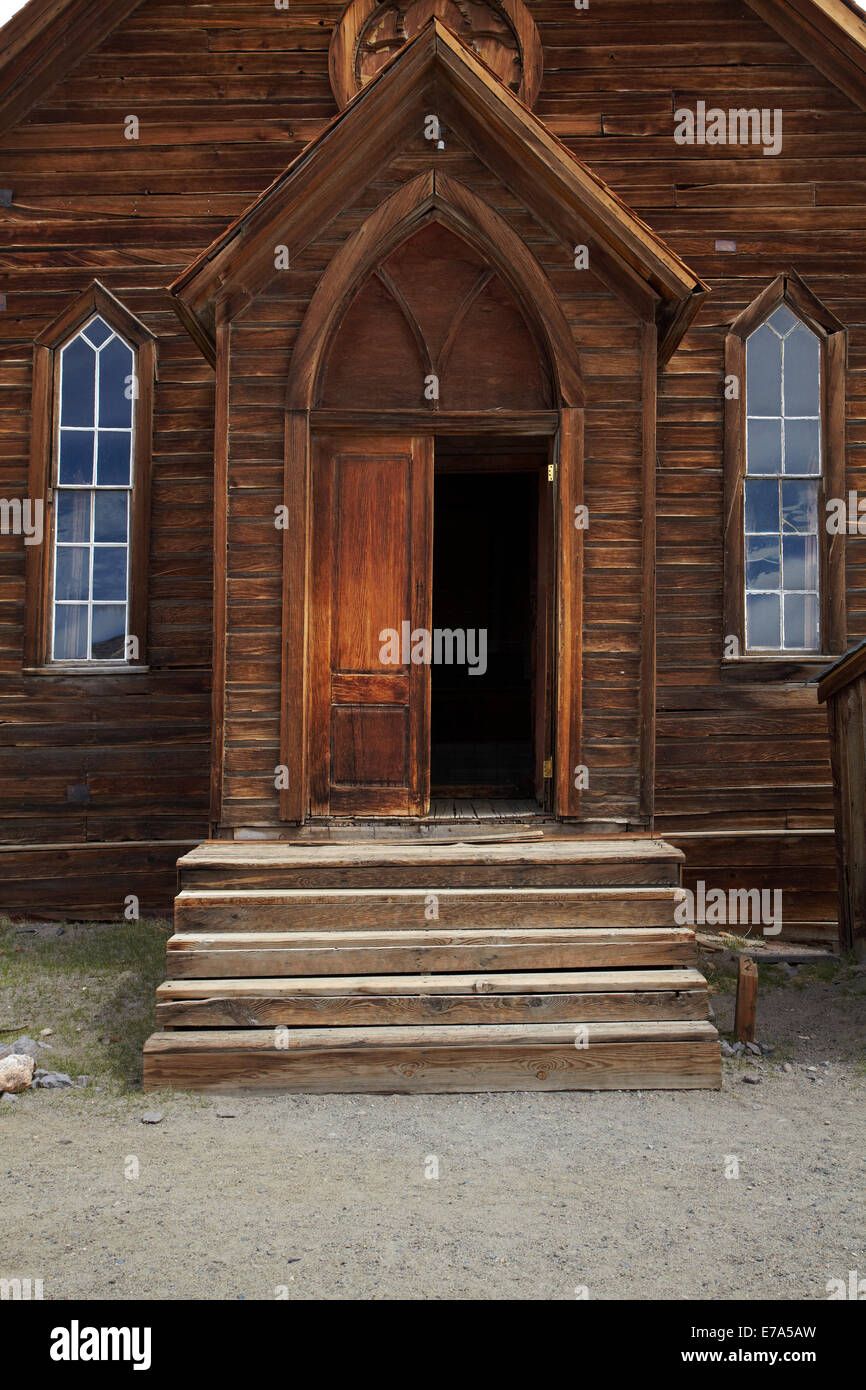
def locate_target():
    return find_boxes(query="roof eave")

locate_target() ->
[0,0,147,137]
[744,0,866,110]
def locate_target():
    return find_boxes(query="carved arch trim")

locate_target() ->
[286,171,584,410]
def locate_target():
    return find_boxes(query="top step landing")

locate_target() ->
[178,837,684,890]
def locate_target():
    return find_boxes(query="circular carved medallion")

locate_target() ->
[329,0,542,110]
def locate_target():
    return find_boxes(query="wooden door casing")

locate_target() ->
[310,433,433,816]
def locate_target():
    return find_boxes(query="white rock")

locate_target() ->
[0,1053,35,1094]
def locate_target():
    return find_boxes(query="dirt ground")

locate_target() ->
[1,919,864,1301]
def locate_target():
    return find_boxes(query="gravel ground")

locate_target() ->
[1,959,863,1302]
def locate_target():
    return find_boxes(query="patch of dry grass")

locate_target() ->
[0,915,169,1090]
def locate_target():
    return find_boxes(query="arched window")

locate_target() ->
[724,274,846,662]
[24,283,155,670]
[744,304,821,651]
[53,315,135,661]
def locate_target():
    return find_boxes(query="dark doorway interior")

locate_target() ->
[431,465,539,798]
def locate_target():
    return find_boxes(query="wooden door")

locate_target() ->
[310,433,433,816]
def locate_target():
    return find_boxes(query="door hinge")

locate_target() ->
[542,758,553,779]
[547,463,556,483]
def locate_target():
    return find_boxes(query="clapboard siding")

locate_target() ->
[0,0,863,911]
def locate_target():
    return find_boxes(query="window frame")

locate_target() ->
[24,282,155,672]
[723,271,846,666]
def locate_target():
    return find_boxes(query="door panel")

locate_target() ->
[310,434,433,816]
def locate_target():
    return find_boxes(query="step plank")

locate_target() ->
[164,927,698,977]
[175,886,682,932]
[179,838,683,869]
[143,1024,721,1093]
[178,837,683,891]
[155,987,708,1027]
[147,1020,718,1049]
[155,968,709,1028]
[182,864,682,890]
[157,967,708,998]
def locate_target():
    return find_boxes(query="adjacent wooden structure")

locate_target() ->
[817,639,866,957]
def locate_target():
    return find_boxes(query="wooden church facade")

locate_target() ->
[2,0,866,1088]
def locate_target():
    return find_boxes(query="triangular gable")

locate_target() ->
[170,18,707,367]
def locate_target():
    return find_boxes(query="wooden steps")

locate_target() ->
[143,836,721,1093]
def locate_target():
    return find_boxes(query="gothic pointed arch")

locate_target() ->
[723,271,847,660]
[285,172,583,411]
[24,281,156,670]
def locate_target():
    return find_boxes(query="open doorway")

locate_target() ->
[431,447,551,803]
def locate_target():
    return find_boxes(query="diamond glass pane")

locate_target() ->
[746,323,782,416]
[59,337,95,427]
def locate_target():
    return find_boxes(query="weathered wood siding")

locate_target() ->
[0,0,864,917]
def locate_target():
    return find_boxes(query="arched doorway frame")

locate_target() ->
[280,171,584,822]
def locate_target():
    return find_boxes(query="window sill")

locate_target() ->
[23,664,150,676]
[721,655,842,682]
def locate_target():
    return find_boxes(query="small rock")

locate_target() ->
[141,1111,164,1124]
[216,1110,236,1119]
[1,1090,19,1104]
[720,1040,736,1057]
[35,1072,73,1089]
[40,1028,53,1037]
[76,1075,90,1087]
[732,1041,745,1055]
[783,1062,794,1074]
[759,1043,774,1055]
[0,1053,35,1094]
[742,1072,762,1085]
[806,1065,818,1072]
[745,1042,762,1056]
[9,1035,40,1060]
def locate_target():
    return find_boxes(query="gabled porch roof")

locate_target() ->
[169,18,708,368]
